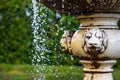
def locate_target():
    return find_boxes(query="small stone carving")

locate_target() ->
[82,28,108,55]
[60,30,75,53]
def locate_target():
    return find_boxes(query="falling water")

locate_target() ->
[32,0,50,65]
[31,0,48,79]
[31,0,81,79]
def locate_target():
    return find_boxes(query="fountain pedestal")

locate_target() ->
[39,0,120,79]
[80,60,116,80]
[60,13,120,80]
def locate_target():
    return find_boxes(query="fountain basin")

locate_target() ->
[59,14,120,59]
[40,0,120,15]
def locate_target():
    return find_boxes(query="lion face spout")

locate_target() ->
[82,28,108,55]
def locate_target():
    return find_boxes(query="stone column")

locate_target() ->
[80,60,116,80]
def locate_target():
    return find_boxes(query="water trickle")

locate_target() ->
[32,0,50,65]
[31,0,48,79]
[31,0,80,79]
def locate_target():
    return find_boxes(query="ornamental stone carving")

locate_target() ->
[82,28,108,56]
[60,30,75,53]
[59,13,120,80]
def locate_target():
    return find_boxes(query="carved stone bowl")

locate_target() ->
[60,14,120,59]
[40,0,120,15]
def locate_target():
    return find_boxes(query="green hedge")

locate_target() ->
[0,0,80,65]
[0,0,32,64]
[30,3,80,65]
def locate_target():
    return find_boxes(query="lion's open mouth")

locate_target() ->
[88,46,102,53]
[89,46,101,50]
[89,46,96,49]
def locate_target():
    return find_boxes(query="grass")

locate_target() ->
[0,64,84,80]
[0,64,120,80]
[113,69,120,80]
[0,64,34,80]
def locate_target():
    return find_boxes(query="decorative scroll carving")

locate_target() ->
[82,28,108,55]
[60,30,75,53]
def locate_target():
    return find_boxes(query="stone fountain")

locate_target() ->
[40,0,120,80]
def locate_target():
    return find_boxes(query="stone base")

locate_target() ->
[84,73,113,80]
[80,60,116,80]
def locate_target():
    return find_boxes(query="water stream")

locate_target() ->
[31,0,80,79]
[32,0,50,65]
[32,0,48,79]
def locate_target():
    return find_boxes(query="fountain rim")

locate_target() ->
[77,13,120,19]
[39,0,120,15]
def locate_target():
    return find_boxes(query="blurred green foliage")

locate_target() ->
[0,0,32,64]
[30,2,80,65]
[0,0,80,65]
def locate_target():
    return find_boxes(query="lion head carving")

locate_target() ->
[82,28,108,55]
[60,30,75,53]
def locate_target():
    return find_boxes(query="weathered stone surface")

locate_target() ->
[40,0,120,15]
